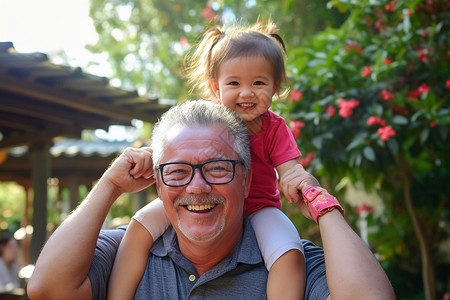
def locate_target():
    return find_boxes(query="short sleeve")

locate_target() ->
[302,240,330,300]
[88,226,126,300]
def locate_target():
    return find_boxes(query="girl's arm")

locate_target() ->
[276,158,320,204]
[108,198,169,300]
[107,220,153,300]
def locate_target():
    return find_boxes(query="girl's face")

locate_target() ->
[210,55,278,126]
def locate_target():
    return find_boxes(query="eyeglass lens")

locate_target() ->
[161,160,236,186]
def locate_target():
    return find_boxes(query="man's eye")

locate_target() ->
[165,167,189,176]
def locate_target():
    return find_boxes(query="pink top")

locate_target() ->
[245,110,301,215]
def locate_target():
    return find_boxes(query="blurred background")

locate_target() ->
[0,0,449,299]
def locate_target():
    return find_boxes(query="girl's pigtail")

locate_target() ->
[264,19,287,54]
[270,33,287,54]
[185,26,224,100]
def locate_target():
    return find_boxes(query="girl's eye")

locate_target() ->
[254,81,265,86]
[228,81,239,86]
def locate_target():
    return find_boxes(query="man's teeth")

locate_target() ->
[187,204,215,211]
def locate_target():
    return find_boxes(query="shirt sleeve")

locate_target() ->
[302,240,330,300]
[88,226,126,300]
[265,112,301,167]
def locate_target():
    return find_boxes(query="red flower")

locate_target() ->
[446,79,450,89]
[392,105,409,116]
[407,10,413,16]
[374,19,386,32]
[380,89,395,101]
[180,36,189,48]
[338,98,360,118]
[355,204,374,216]
[367,116,386,127]
[344,43,363,54]
[377,125,396,141]
[288,89,303,102]
[325,106,336,117]
[289,120,305,139]
[385,3,395,12]
[430,121,437,128]
[417,49,428,62]
[384,58,393,65]
[298,152,315,167]
[361,66,371,77]
[201,5,217,20]
[417,83,430,94]
[407,89,421,99]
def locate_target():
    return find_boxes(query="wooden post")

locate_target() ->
[29,142,52,264]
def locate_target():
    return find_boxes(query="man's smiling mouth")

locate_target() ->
[186,204,216,212]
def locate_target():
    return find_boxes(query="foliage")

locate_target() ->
[0,182,25,233]
[271,0,449,298]
[88,0,345,101]
[82,0,450,298]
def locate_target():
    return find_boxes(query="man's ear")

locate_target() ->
[209,79,220,98]
[243,168,252,199]
[154,173,162,195]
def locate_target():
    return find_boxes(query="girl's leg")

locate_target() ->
[249,207,305,300]
[107,199,170,300]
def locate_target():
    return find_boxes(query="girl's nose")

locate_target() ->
[240,87,254,98]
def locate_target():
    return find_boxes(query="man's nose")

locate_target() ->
[185,169,212,194]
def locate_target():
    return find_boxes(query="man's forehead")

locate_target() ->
[164,124,237,158]
[166,124,233,143]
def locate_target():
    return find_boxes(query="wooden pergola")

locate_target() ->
[0,42,171,263]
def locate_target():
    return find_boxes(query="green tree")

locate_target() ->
[88,0,344,101]
[272,0,449,299]
[86,0,450,298]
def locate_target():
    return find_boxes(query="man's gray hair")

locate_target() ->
[151,100,251,171]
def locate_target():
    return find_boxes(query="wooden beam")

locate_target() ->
[0,74,147,121]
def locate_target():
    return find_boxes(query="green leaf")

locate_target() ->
[392,115,409,125]
[312,136,323,149]
[387,138,399,155]
[411,110,425,122]
[420,128,430,144]
[363,146,376,161]
[346,132,368,151]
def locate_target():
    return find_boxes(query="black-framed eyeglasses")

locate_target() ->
[156,159,244,187]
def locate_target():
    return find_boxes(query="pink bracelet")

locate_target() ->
[303,186,344,223]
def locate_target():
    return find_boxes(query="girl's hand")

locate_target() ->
[277,159,320,204]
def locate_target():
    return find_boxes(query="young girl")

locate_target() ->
[108,21,327,300]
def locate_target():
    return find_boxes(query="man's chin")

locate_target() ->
[177,217,225,242]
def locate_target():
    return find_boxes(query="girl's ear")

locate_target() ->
[209,79,220,98]
[273,82,281,95]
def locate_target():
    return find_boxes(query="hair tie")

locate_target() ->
[270,33,286,53]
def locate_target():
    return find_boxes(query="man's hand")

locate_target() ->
[103,147,156,195]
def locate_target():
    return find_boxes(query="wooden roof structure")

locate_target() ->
[0,41,169,150]
[0,42,171,263]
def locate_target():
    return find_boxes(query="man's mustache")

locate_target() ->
[174,195,226,208]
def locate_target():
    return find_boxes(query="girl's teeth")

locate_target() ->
[239,103,254,107]
[187,204,215,211]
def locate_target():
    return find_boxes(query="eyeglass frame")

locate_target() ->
[155,159,245,187]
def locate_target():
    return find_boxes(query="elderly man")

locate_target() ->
[28,100,394,300]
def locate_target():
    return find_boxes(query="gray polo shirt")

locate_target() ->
[88,218,329,299]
